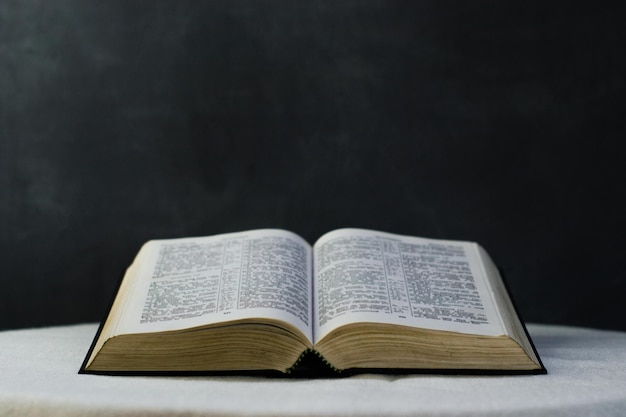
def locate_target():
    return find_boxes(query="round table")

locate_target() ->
[1,323,625,416]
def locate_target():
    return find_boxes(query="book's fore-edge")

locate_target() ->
[79,267,547,376]
[497,267,547,374]
[79,271,124,375]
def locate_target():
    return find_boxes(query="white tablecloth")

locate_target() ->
[1,323,625,416]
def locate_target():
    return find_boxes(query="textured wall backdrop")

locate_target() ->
[1,1,625,330]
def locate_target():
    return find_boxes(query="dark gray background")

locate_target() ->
[1,1,624,331]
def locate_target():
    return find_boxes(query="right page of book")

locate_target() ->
[312,229,505,344]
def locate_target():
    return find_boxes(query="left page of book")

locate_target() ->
[106,229,313,343]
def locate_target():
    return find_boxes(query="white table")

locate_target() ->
[1,323,625,416]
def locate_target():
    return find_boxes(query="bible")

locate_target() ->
[80,228,545,375]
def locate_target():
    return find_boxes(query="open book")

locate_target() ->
[80,228,545,375]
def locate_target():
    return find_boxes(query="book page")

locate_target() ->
[113,229,313,343]
[312,229,504,344]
